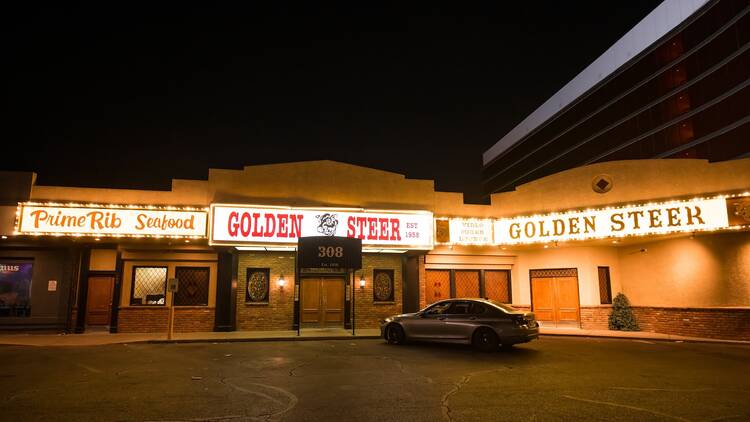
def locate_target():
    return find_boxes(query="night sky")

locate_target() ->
[4,2,661,203]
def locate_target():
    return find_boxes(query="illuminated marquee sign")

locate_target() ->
[494,197,730,245]
[435,218,493,245]
[16,203,208,238]
[210,204,433,249]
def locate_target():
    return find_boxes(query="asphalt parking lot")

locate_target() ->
[1,336,748,421]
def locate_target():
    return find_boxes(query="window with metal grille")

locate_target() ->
[425,270,450,304]
[454,270,480,298]
[598,266,613,304]
[130,266,167,306]
[484,270,511,303]
[174,267,210,306]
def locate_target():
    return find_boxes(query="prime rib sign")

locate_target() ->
[210,204,434,249]
[16,204,208,238]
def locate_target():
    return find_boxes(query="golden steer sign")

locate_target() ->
[437,197,740,245]
[15,204,208,238]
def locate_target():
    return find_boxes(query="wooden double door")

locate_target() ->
[530,269,580,327]
[301,277,345,327]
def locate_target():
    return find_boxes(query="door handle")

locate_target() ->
[438,316,446,321]
[469,317,477,321]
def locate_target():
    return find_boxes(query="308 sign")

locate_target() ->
[299,236,362,270]
[318,246,344,258]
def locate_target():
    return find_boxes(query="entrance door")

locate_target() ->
[301,278,345,327]
[86,276,114,326]
[530,269,580,327]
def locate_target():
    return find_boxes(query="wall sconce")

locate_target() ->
[359,273,366,289]
[278,274,286,288]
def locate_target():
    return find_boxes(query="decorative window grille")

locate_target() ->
[425,270,450,304]
[454,270,480,298]
[131,266,167,306]
[246,268,270,303]
[174,267,210,306]
[484,270,511,303]
[373,269,395,302]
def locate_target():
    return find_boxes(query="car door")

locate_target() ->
[443,301,476,340]
[404,301,452,339]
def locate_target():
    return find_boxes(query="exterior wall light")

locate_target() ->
[278,274,286,288]
[359,274,366,289]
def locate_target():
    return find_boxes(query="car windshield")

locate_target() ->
[484,299,518,313]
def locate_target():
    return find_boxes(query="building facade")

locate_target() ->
[482,0,750,194]
[0,159,748,340]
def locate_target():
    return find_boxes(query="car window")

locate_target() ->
[469,302,486,314]
[423,302,452,316]
[447,301,472,315]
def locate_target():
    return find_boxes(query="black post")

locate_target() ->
[351,270,355,336]
[214,249,238,331]
[295,247,300,336]
[74,247,91,334]
[109,250,124,333]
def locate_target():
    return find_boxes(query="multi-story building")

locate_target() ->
[483,0,750,195]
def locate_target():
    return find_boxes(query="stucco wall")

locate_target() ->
[618,231,750,307]
[512,246,621,307]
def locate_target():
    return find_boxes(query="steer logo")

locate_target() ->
[316,213,338,236]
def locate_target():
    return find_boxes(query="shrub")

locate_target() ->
[608,293,639,331]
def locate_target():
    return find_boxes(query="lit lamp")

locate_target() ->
[278,274,286,288]
[359,273,366,289]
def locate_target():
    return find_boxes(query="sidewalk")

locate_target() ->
[0,328,382,347]
[0,326,747,347]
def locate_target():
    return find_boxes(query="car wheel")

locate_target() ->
[385,323,406,345]
[472,328,499,352]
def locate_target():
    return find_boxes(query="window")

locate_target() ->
[447,301,472,315]
[0,260,33,317]
[246,268,270,304]
[423,301,451,316]
[174,267,210,306]
[484,270,511,303]
[130,266,167,306]
[598,266,613,304]
[469,302,487,315]
[373,269,395,302]
[455,270,480,297]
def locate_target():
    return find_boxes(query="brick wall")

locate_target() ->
[579,306,750,341]
[235,252,404,331]
[173,307,215,333]
[580,306,611,330]
[236,252,296,331]
[117,307,169,333]
[117,307,215,333]
[631,307,750,341]
[354,253,403,329]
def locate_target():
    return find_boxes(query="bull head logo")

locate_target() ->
[315,213,338,236]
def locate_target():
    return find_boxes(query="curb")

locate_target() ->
[538,332,750,345]
[143,335,383,345]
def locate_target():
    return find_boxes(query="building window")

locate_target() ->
[0,260,33,317]
[130,266,168,306]
[455,270,480,297]
[425,270,450,304]
[246,268,270,304]
[598,266,613,304]
[484,270,511,303]
[174,267,210,306]
[373,269,395,302]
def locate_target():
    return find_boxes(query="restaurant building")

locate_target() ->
[0,158,748,340]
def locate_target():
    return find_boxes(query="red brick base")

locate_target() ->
[117,307,215,333]
[579,306,750,341]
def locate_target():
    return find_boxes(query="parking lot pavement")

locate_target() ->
[0,336,748,421]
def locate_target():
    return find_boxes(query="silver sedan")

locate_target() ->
[380,298,539,352]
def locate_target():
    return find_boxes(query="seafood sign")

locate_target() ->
[16,204,208,237]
